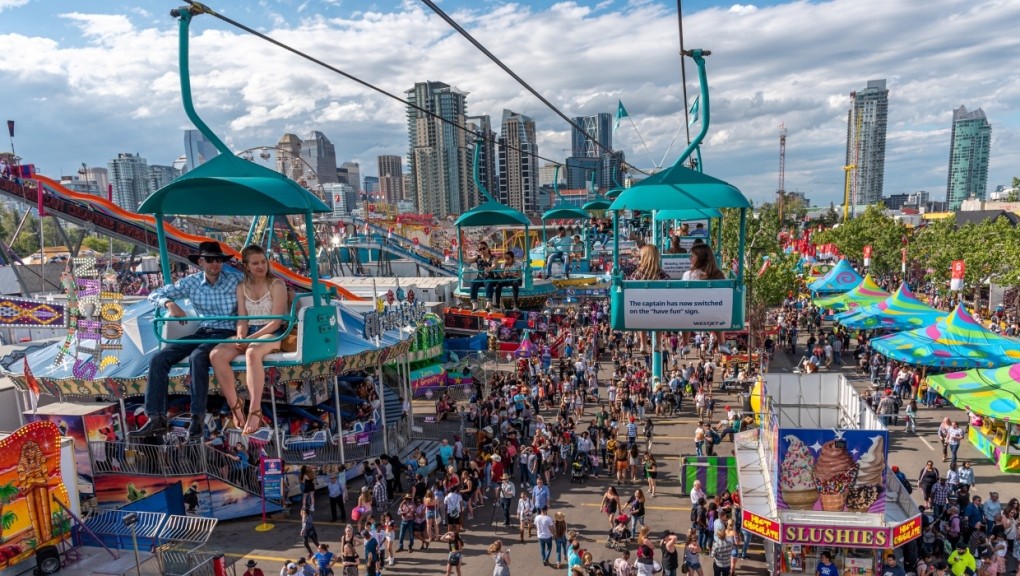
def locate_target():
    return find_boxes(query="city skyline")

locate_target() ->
[946,105,992,211]
[1,0,1018,207]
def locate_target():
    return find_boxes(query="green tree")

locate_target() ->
[0,481,19,543]
[811,204,908,275]
[1008,177,1019,202]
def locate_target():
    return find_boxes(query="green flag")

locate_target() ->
[688,96,700,127]
[613,100,629,132]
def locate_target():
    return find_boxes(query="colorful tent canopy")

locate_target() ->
[834,283,946,331]
[812,274,889,311]
[870,304,1020,368]
[927,364,1020,421]
[807,258,862,295]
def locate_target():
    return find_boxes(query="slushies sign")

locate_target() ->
[619,287,739,330]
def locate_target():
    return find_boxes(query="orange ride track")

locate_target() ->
[2,174,364,301]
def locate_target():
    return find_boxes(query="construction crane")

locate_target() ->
[777,123,787,221]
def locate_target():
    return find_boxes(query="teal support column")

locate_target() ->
[651,209,662,381]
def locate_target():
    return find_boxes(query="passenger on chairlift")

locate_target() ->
[130,241,242,441]
[544,227,573,279]
[467,242,495,311]
[683,244,725,281]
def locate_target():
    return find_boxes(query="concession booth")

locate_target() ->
[738,373,922,576]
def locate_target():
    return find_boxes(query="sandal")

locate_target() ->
[228,399,246,430]
[242,409,263,435]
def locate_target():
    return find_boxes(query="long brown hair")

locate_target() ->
[690,244,724,279]
[240,244,269,284]
[634,244,664,280]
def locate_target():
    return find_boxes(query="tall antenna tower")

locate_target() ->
[777,123,787,221]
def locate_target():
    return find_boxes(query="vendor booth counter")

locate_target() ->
[737,373,922,576]
[969,425,1020,473]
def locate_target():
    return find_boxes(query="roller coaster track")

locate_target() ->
[0,175,365,300]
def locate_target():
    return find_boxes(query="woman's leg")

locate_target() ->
[243,338,278,433]
[210,344,244,427]
[469,280,484,307]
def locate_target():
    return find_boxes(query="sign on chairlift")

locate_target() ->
[620,287,735,330]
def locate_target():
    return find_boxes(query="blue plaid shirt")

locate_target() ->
[148,268,242,330]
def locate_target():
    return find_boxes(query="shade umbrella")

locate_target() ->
[870,304,1020,368]
[834,283,945,331]
[807,258,862,295]
[927,364,1020,419]
[813,274,889,311]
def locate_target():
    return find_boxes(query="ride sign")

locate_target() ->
[621,287,734,330]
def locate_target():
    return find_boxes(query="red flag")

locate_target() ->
[901,248,907,274]
[23,357,40,414]
[950,260,965,291]
[756,258,771,278]
[863,245,872,267]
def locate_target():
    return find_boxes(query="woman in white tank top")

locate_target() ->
[210,244,289,434]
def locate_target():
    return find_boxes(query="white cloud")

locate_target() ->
[0,0,29,13]
[0,0,1017,207]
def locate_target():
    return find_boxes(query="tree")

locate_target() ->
[1008,177,1019,202]
[0,481,19,543]
[811,204,908,275]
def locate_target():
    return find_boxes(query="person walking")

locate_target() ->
[243,560,266,576]
[534,507,554,566]
[300,508,320,558]
[498,473,516,527]
[553,511,569,569]
[396,494,416,553]
[644,453,658,497]
[683,529,705,576]
[947,421,964,468]
[601,486,621,527]
[489,540,511,576]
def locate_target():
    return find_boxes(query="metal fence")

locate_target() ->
[90,441,206,477]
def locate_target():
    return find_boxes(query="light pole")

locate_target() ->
[121,512,142,576]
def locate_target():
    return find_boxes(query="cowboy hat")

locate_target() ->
[246,560,257,568]
[187,241,231,265]
[554,511,566,521]
[491,455,502,462]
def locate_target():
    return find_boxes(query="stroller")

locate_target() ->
[570,451,592,483]
[605,514,631,551]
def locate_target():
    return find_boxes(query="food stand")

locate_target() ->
[736,373,922,576]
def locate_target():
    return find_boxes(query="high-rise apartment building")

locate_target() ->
[108,153,150,211]
[845,79,890,208]
[149,165,181,192]
[377,155,405,204]
[539,163,563,188]
[497,109,539,214]
[406,81,472,218]
[301,131,338,185]
[323,182,355,216]
[276,133,304,181]
[466,115,495,205]
[338,161,361,193]
[84,167,109,196]
[183,129,220,173]
[946,105,992,210]
[566,112,618,190]
[364,176,380,196]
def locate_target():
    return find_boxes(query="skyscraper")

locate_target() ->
[338,161,361,193]
[149,165,181,192]
[498,109,539,214]
[377,155,405,205]
[946,105,992,210]
[566,112,621,190]
[183,129,220,173]
[108,153,150,211]
[406,81,472,218]
[276,133,303,181]
[466,115,495,206]
[301,131,338,185]
[845,79,889,208]
[84,167,109,196]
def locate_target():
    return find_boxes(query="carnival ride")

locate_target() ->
[1,6,442,521]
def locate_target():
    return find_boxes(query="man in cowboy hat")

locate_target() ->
[130,241,242,441]
[242,559,265,576]
[498,472,516,527]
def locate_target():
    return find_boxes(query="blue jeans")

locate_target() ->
[950,443,960,466]
[545,252,568,276]
[631,514,645,534]
[555,537,568,563]
[145,328,234,420]
[740,530,751,557]
[695,441,704,457]
[469,279,488,302]
[398,519,414,548]
[539,537,552,563]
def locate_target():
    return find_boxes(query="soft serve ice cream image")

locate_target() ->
[780,435,818,509]
[813,439,859,512]
[847,435,886,512]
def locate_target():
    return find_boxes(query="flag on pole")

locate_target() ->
[6,120,13,138]
[613,100,629,132]
[688,96,700,127]
[23,357,40,414]
[863,245,872,267]
[950,260,965,291]
[756,256,771,278]
[901,248,907,274]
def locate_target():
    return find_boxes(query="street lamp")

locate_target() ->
[122,512,142,576]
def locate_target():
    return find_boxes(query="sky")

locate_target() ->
[1,0,1018,208]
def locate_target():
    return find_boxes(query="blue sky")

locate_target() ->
[1,0,1018,207]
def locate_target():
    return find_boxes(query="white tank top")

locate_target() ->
[243,279,279,326]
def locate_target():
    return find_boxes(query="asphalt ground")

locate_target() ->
[206,337,1018,576]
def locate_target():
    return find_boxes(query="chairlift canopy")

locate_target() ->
[454,201,531,227]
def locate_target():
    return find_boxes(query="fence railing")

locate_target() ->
[90,441,206,477]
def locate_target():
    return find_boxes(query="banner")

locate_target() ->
[776,429,888,514]
[6,120,13,138]
[619,287,735,330]
[901,248,907,274]
[951,260,965,291]
[36,180,45,217]
[863,245,872,267]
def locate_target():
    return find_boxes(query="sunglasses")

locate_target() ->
[201,256,227,263]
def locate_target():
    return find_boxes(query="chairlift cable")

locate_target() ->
[177,1,606,177]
